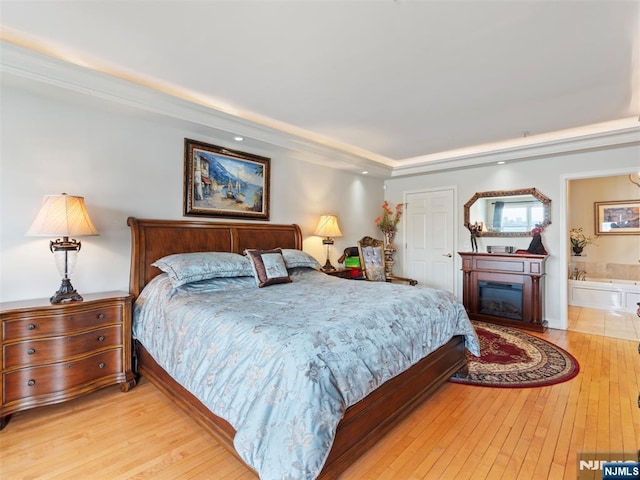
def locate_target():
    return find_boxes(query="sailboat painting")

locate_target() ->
[184,138,270,220]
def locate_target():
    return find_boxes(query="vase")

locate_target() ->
[383,231,396,278]
[383,231,395,249]
[572,246,583,256]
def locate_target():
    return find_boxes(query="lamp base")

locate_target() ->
[50,278,83,304]
[320,260,336,272]
[320,239,336,272]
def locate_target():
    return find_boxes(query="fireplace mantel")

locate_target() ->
[459,252,548,332]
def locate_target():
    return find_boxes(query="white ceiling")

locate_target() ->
[1,0,639,171]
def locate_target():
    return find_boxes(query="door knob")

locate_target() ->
[442,253,453,258]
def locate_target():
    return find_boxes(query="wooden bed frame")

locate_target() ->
[128,217,467,480]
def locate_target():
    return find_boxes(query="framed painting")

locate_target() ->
[357,237,386,282]
[594,200,640,235]
[184,138,270,220]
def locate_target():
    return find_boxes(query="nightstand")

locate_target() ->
[1,291,136,429]
[323,268,356,279]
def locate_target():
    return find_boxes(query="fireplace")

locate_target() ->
[459,252,547,332]
[478,281,523,321]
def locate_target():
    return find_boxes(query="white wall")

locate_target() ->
[0,77,383,302]
[384,144,640,329]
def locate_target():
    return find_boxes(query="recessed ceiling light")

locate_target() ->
[497,161,506,165]
[234,136,244,142]
[362,171,368,175]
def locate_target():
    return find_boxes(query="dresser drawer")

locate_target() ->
[3,349,123,404]
[2,305,122,341]
[3,325,123,370]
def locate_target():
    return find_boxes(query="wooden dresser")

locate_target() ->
[459,252,548,332]
[1,291,136,429]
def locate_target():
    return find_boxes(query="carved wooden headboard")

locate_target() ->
[127,217,303,297]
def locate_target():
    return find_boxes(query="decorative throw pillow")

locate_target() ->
[152,252,254,287]
[281,249,321,269]
[245,248,292,288]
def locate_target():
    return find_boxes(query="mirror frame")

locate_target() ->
[463,187,551,237]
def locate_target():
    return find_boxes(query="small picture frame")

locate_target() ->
[184,138,270,220]
[358,237,387,282]
[594,200,640,235]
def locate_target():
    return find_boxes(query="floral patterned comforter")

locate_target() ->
[133,269,479,480]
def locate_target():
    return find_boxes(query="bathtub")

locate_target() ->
[569,278,640,312]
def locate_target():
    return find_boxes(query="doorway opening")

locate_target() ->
[563,170,640,339]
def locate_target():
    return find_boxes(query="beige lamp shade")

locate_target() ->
[27,194,99,237]
[314,214,342,239]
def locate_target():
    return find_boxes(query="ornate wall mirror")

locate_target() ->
[464,188,551,237]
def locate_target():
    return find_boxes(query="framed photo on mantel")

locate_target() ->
[594,200,640,235]
[184,138,270,221]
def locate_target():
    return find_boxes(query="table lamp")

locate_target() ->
[27,193,99,303]
[314,214,342,272]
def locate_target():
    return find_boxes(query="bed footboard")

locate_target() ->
[135,336,466,480]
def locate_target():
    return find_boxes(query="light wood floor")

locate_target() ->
[568,305,640,341]
[1,328,638,480]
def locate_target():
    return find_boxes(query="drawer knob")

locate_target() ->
[97,335,105,342]
[98,362,106,369]
[27,379,36,386]
[27,348,36,355]
[98,313,105,320]
[27,324,36,330]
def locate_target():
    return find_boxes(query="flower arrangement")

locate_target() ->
[375,201,403,233]
[570,227,598,248]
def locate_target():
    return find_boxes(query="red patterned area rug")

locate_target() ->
[450,322,580,388]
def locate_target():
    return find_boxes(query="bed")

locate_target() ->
[128,217,479,480]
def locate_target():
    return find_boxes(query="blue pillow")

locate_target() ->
[281,249,321,269]
[152,252,253,287]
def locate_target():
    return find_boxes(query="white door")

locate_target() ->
[405,188,455,292]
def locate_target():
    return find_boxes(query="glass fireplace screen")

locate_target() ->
[478,280,524,321]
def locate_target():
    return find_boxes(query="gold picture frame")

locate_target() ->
[358,237,387,282]
[184,138,270,220]
[594,200,640,235]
